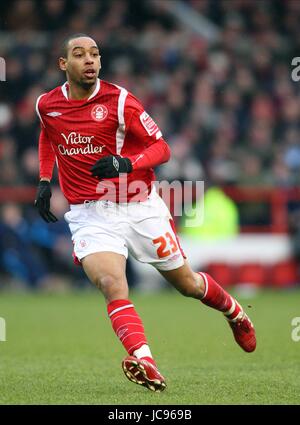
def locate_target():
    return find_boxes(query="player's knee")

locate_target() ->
[97,274,127,298]
[98,274,120,290]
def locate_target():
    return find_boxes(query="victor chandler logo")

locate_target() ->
[59,132,105,156]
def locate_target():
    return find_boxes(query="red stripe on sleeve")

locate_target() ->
[127,138,171,171]
[38,127,56,180]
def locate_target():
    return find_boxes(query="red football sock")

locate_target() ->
[198,272,243,321]
[107,299,150,355]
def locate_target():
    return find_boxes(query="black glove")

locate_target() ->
[91,155,133,178]
[34,181,58,223]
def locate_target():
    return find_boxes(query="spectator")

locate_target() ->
[0,203,49,288]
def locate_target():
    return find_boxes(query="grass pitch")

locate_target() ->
[0,288,299,405]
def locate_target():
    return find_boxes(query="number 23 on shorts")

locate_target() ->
[153,232,179,258]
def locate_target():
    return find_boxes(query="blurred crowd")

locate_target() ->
[1,0,300,288]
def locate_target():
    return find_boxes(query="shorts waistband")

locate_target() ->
[70,199,115,210]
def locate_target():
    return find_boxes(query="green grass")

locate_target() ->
[0,288,300,404]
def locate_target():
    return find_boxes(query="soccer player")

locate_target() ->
[35,34,256,393]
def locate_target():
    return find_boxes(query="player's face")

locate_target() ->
[59,37,101,88]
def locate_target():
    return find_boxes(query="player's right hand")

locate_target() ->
[34,181,58,223]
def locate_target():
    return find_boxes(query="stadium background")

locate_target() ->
[0,0,300,405]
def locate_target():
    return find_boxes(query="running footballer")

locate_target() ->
[35,34,256,393]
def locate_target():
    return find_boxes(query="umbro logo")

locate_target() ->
[113,156,119,171]
[46,111,62,117]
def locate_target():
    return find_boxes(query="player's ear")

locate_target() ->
[59,57,67,71]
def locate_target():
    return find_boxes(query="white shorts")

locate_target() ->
[64,187,185,271]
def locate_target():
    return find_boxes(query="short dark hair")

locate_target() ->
[61,33,94,58]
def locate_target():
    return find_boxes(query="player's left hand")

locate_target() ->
[91,155,133,178]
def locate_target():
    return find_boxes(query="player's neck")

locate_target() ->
[68,81,97,100]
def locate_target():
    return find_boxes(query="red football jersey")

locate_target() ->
[36,79,170,204]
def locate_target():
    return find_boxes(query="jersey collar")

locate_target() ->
[61,78,100,101]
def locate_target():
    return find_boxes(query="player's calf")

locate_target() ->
[159,264,205,300]
[161,264,256,353]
